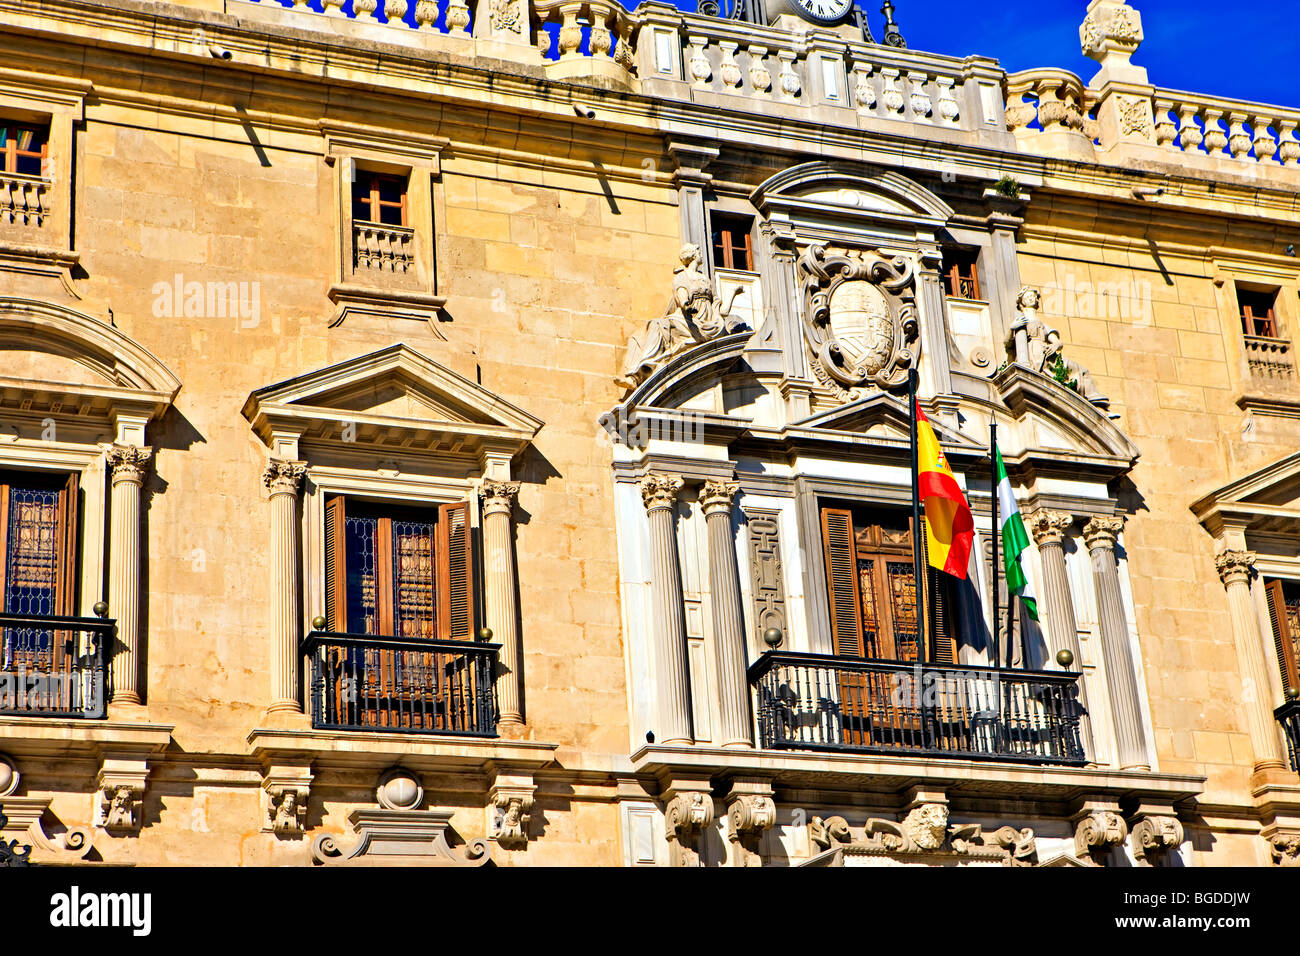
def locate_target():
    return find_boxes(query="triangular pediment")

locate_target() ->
[1192,451,1300,537]
[243,344,542,456]
[792,393,981,447]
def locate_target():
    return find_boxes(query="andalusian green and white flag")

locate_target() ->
[995,444,1039,621]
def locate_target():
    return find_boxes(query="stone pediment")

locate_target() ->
[1191,451,1300,538]
[994,363,1139,466]
[752,162,955,227]
[791,393,979,447]
[242,344,542,458]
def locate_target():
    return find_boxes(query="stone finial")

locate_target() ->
[1082,515,1124,551]
[1130,814,1183,865]
[1026,509,1075,547]
[481,479,521,517]
[105,444,153,486]
[640,473,684,512]
[699,479,739,515]
[1214,549,1257,587]
[262,458,307,496]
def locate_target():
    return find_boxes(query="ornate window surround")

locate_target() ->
[1211,253,1300,420]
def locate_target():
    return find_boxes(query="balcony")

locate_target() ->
[0,613,111,720]
[1276,699,1300,773]
[748,651,1086,766]
[302,631,499,737]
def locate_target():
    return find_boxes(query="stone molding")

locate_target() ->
[807,807,1038,866]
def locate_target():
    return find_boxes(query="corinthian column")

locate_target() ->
[1027,510,1095,758]
[482,480,523,732]
[641,473,693,746]
[264,459,307,716]
[106,444,152,706]
[701,479,752,749]
[1215,549,1288,773]
[1083,517,1148,770]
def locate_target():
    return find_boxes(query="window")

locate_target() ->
[819,505,956,664]
[351,171,408,227]
[0,121,48,178]
[1265,578,1300,695]
[1238,287,1280,338]
[323,496,472,641]
[711,212,754,271]
[940,247,981,300]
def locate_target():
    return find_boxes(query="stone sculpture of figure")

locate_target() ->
[272,789,302,834]
[1007,287,1103,402]
[618,243,746,389]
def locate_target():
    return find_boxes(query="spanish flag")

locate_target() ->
[914,400,974,579]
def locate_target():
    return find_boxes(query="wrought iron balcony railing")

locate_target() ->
[748,651,1086,766]
[0,612,112,719]
[1275,698,1300,774]
[302,631,500,736]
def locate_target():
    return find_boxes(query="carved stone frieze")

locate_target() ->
[745,509,787,643]
[798,244,919,399]
[808,807,1037,865]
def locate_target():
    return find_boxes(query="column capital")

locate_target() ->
[1027,509,1075,547]
[262,458,307,497]
[481,479,521,517]
[640,473,684,512]
[699,478,739,516]
[1082,515,1124,551]
[1214,548,1257,587]
[104,444,153,486]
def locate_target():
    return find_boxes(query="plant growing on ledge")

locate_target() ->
[1049,353,1080,393]
[994,175,1021,198]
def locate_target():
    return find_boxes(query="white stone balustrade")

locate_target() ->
[0,173,50,228]
[1243,335,1295,383]
[1153,93,1300,167]
[533,0,638,81]
[1004,69,1092,137]
[353,221,416,275]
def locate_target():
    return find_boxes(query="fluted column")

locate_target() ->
[642,474,693,745]
[1215,550,1288,773]
[483,480,523,731]
[264,459,307,716]
[1028,510,1096,757]
[106,444,152,706]
[1083,517,1148,770]
[701,479,752,749]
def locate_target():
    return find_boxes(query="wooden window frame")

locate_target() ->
[0,469,78,617]
[1238,287,1281,339]
[711,212,755,272]
[1266,578,1300,697]
[0,121,49,177]
[352,170,409,228]
[940,247,981,301]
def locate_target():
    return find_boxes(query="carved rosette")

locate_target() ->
[699,479,739,516]
[1082,515,1123,552]
[481,479,521,518]
[798,244,919,399]
[1214,549,1256,588]
[640,473,684,513]
[727,793,775,867]
[262,458,307,497]
[105,444,153,487]
[1027,509,1074,548]
[1074,808,1128,859]
[1130,815,1183,865]
[664,789,714,867]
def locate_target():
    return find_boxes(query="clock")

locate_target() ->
[792,0,854,23]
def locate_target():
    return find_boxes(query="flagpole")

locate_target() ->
[909,368,927,666]
[990,420,1000,669]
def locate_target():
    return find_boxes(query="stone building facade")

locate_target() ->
[0,0,1298,867]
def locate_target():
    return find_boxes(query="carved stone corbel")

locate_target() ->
[663,780,714,867]
[808,814,852,852]
[725,778,775,867]
[95,756,150,834]
[260,760,313,836]
[1,757,95,863]
[1129,814,1184,865]
[488,770,537,851]
[1073,800,1129,862]
[1268,832,1300,867]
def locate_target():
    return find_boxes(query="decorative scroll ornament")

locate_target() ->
[618,244,746,389]
[1080,1,1143,58]
[664,789,714,867]
[808,809,1037,865]
[1131,815,1183,865]
[727,793,775,867]
[1074,808,1128,859]
[0,811,32,867]
[798,244,919,399]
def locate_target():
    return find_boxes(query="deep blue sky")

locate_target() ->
[652,0,1300,108]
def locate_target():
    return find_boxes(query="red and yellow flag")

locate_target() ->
[915,400,974,579]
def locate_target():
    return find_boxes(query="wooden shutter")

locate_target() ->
[927,568,957,665]
[437,501,473,641]
[56,472,78,616]
[1266,579,1300,695]
[323,495,346,632]
[820,508,864,658]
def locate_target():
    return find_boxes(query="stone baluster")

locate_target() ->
[482,480,524,731]
[700,480,752,749]
[1175,103,1203,152]
[1028,510,1096,759]
[776,51,800,99]
[1082,517,1148,770]
[1227,112,1253,160]
[1202,109,1229,155]
[747,45,771,96]
[1152,97,1177,147]
[1252,114,1278,164]
[106,444,152,706]
[906,71,931,120]
[322,0,346,16]
[880,68,904,115]
[1214,550,1288,773]
[353,0,378,20]
[642,474,693,745]
[718,42,741,90]
[935,76,959,124]
[686,35,711,88]
[850,61,876,114]
[1278,122,1300,167]
[612,16,635,74]
[445,0,471,33]
[385,0,409,26]
[264,459,308,717]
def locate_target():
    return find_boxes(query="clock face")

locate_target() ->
[794,0,854,23]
